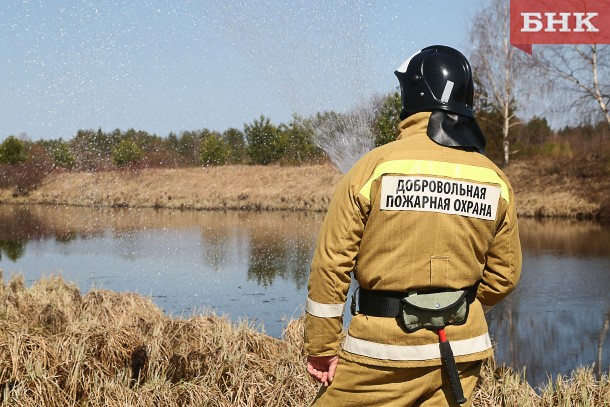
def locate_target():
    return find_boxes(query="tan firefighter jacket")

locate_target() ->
[304,111,522,368]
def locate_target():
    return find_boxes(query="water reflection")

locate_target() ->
[0,206,609,388]
[518,218,610,257]
[248,233,310,289]
[0,205,85,244]
[487,218,610,388]
[0,239,25,261]
[0,205,321,337]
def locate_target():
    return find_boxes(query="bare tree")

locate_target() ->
[469,0,528,166]
[532,44,610,131]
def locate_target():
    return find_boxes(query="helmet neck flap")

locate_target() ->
[427,110,486,154]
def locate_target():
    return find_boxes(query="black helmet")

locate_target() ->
[395,45,486,154]
[395,45,475,120]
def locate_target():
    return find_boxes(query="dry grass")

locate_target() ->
[0,273,607,406]
[0,161,609,219]
[504,159,610,220]
[473,358,610,407]
[0,272,315,406]
[0,165,342,212]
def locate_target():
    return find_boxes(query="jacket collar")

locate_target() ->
[397,112,432,141]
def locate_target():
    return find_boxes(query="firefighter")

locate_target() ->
[304,45,522,406]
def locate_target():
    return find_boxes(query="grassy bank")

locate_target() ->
[0,165,341,213]
[0,274,608,406]
[0,159,609,219]
[0,272,314,406]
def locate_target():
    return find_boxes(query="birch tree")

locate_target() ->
[469,0,527,165]
[533,44,610,131]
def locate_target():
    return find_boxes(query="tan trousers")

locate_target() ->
[311,356,482,407]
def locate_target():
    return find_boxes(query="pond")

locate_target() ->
[0,205,608,389]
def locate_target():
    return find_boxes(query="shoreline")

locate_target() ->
[0,164,341,213]
[0,162,608,220]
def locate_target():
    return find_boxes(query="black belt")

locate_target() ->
[352,285,478,317]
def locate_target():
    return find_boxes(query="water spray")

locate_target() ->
[210,0,377,173]
[305,104,376,173]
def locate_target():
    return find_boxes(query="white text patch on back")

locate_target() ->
[380,176,501,220]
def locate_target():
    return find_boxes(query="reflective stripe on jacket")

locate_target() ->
[304,111,522,368]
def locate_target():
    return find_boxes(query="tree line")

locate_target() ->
[0,98,398,171]
[1,87,609,195]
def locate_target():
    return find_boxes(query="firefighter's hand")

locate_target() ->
[306,355,338,386]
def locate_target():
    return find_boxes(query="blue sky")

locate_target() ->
[0,0,489,140]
